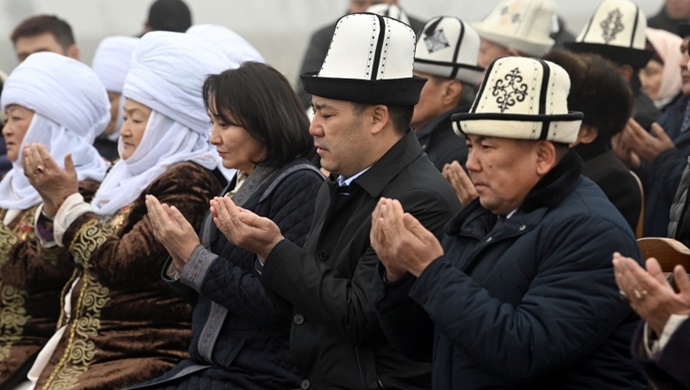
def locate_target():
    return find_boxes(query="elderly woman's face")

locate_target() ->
[2,105,34,162]
[119,98,152,160]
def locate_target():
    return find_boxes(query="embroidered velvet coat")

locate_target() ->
[32,162,224,390]
[0,180,99,390]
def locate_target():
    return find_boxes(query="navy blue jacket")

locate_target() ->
[640,95,690,236]
[374,151,647,389]
[415,106,470,171]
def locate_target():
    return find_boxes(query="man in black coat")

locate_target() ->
[213,13,460,390]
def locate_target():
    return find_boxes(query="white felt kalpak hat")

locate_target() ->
[452,56,583,144]
[565,0,652,68]
[472,0,556,57]
[92,36,139,94]
[414,16,484,85]
[301,13,426,106]
[365,3,410,27]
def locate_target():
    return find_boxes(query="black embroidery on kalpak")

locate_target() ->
[600,8,624,43]
[492,67,528,113]
[423,17,450,54]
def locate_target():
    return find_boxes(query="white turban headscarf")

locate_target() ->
[92,36,140,141]
[0,52,111,212]
[90,31,233,215]
[646,28,683,109]
[186,24,265,67]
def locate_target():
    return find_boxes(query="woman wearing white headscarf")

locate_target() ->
[0,52,110,388]
[21,31,231,389]
[186,24,264,67]
[642,28,683,110]
[91,35,139,162]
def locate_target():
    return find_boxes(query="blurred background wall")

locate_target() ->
[0,0,665,86]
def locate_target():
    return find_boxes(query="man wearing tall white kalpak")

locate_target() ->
[209,12,460,390]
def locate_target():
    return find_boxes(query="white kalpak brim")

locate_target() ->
[451,112,583,144]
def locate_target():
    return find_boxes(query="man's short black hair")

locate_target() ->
[147,0,192,33]
[11,15,75,49]
[352,103,414,135]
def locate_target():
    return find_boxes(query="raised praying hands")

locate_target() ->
[145,194,200,271]
[442,161,477,205]
[22,143,78,217]
[614,119,674,167]
[370,197,444,282]
[613,252,690,336]
[210,196,284,260]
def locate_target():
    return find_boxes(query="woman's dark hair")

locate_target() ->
[542,49,633,141]
[203,62,313,167]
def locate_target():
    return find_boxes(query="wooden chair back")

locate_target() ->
[637,237,690,272]
[629,170,644,238]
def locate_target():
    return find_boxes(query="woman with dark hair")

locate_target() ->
[132,61,324,390]
[543,49,642,231]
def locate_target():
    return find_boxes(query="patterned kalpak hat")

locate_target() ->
[452,56,583,144]
[301,13,426,106]
[565,0,652,68]
[414,17,484,85]
[472,0,556,57]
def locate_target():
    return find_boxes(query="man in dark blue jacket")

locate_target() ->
[370,56,647,389]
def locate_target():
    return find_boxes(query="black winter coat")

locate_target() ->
[415,106,470,171]
[261,130,461,389]
[127,160,324,390]
[374,151,647,389]
[576,140,642,232]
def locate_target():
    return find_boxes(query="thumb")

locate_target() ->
[673,265,690,294]
[169,205,190,227]
[237,210,264,227]
[651,123,671,143]
[64,153,76,175]
[402,212,427,238]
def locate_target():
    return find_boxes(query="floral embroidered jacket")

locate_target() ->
[0,180,99,389]
[32,162,224,390]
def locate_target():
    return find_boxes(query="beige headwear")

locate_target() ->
[452,56,583,144]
